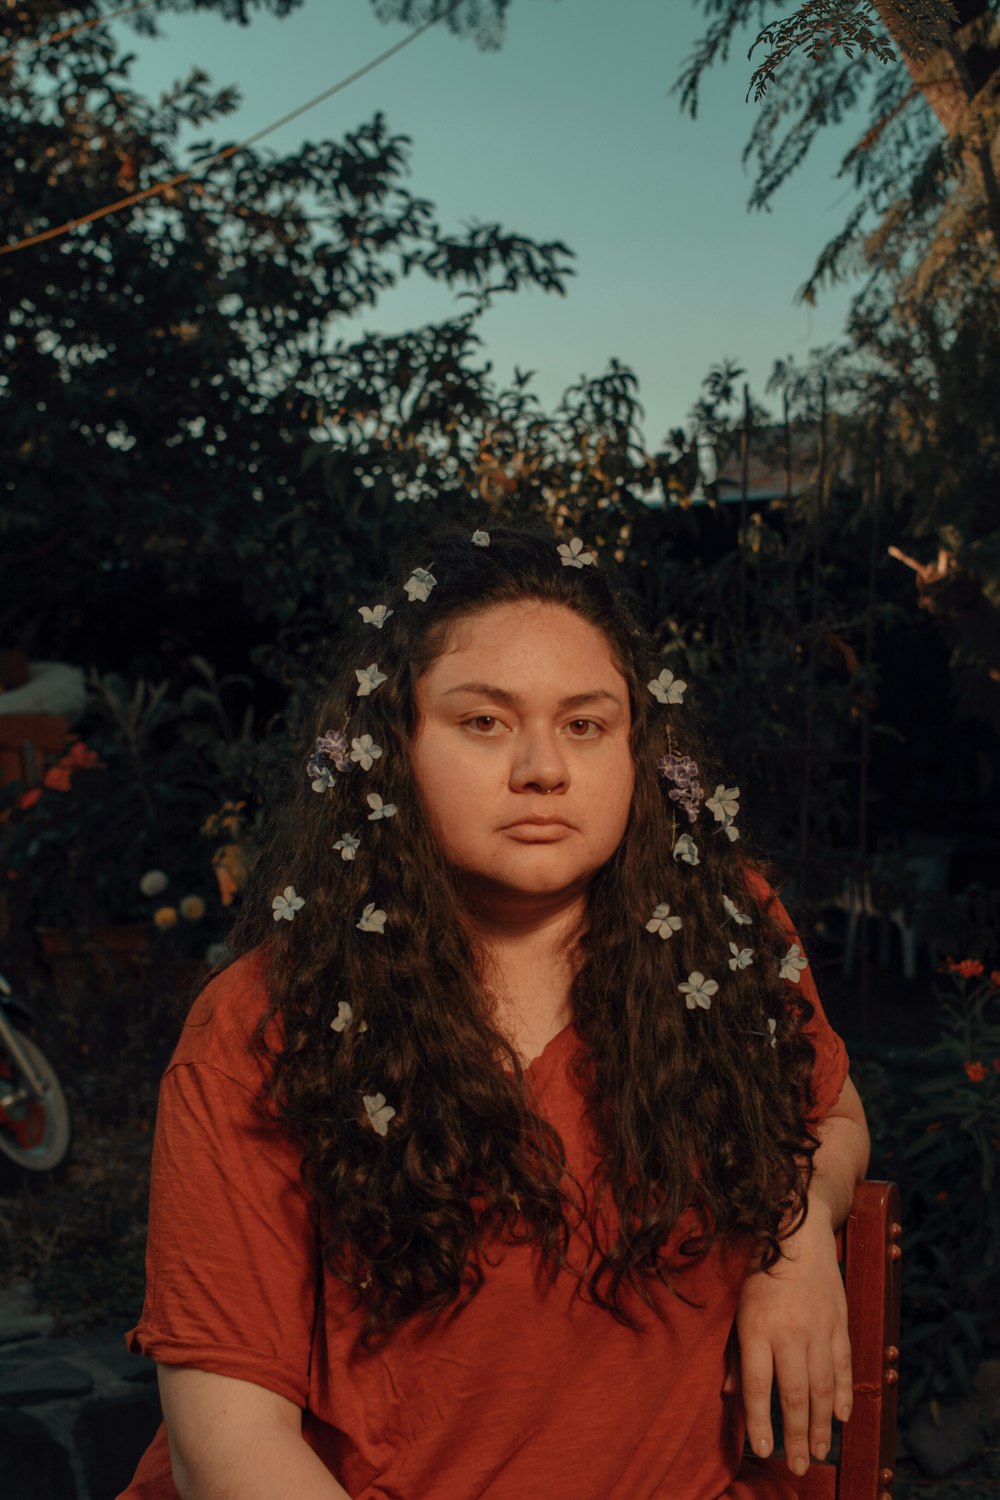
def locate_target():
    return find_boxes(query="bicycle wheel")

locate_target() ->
[0,1025,71,1174]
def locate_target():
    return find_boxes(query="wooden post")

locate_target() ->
[796,377,827,903]
[856,431,883,1061]
[738,382,751,642]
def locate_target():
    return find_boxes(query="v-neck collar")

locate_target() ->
[523,1019,578,1075]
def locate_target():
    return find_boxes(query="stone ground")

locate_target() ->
[0,1283,161,1500]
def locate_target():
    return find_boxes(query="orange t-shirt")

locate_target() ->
[121,900,848,1500]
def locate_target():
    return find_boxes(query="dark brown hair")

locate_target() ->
[230,517,820,1340]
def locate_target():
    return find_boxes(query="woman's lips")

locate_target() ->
[502,816,574,839]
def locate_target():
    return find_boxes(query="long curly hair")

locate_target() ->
[229,517,821,1341]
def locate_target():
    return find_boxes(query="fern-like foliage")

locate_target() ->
[676,1,999,320]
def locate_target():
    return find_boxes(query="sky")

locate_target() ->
[115,0,871,442]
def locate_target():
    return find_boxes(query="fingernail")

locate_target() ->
[793,1458,807,1477]
[839,1405,852,1422]
[815,1442,829,1461]
[756,1440,771,1458]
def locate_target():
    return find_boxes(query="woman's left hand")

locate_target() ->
[734,1201,853,1475]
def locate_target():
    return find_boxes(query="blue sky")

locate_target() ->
[117,0,870,442]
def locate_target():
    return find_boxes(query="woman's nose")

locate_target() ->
[509,729,568,795]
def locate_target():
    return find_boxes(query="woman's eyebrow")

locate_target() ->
[440,683,622,710]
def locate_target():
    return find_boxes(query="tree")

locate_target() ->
[668,2,1000,717]
[677,2,1000,318]
[3,0,994,852]
[0,1,572,662]
[368,2,999,317]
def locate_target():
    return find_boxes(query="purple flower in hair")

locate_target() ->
[307,729,353,793]
[315,730,351,771]
[658,753,698,788]
[669,785,704,823]
[658,753,706,823]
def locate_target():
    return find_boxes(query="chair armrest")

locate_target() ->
[839,1180,901,1499]
[751,1179,902,1500]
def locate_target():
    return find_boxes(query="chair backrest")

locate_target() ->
[757,1179,902,1500]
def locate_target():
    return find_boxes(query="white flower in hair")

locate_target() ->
[357,902,387,934]
[366,793,397,820]
[728,943,754,971]
[707,785,740,823]
[767,1017,778,1047]
[139,869,169,897]
[471,530,490,547]
[646,903,682,939]
[334,832,361,861]
[679,971,718,1011]
[272,885,305,922]
[363,1092,396,1136]
[356,663,388,698]
[723,818,740,842]
[557,537,595,568]
[722,894,752,926]
[350,735,382,771]
[647,668,687,705]
[359,604,393,629]
[779,942,809,983]
[404,567,437,602]
[672,833,700,865]
[331,1000,368,1034]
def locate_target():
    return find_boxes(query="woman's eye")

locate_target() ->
[466,715,501,734]
[566,719,600,738]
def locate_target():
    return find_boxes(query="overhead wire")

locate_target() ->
[2,1,163,58]
[1,0,459,257]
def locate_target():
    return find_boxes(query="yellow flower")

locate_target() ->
[153,906,178,931]
[179,894,206,921]
[212,843,247,908]
[201,800,247,838]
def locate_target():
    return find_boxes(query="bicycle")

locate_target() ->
[0,969,71,1178]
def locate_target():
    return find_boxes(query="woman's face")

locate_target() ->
[410,600,634,910]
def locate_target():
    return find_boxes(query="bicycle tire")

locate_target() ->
[0,1024,71,1174]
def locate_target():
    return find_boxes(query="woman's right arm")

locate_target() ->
[158,1367,353,1500]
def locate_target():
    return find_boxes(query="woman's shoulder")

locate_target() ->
[167,946,279,1090]
[744,865,782,914]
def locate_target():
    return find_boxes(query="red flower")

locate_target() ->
[61,741,101,771]
[964,1061,988,1083]
[42,765,73,793]
[17,787,43,810]
[949,958,985,979]
[990,971,1000,989]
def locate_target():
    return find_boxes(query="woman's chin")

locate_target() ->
[460,863,594,911]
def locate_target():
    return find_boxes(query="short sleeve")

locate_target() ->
[787,937,850,1122]
[745,873,850,1123]
[127,1027,319,1406]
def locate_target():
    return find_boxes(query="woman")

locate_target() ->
[121,521,869,1500]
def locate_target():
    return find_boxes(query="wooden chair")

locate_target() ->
[749,1179,902,1500]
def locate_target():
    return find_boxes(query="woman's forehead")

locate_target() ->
[422,601,628,697]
